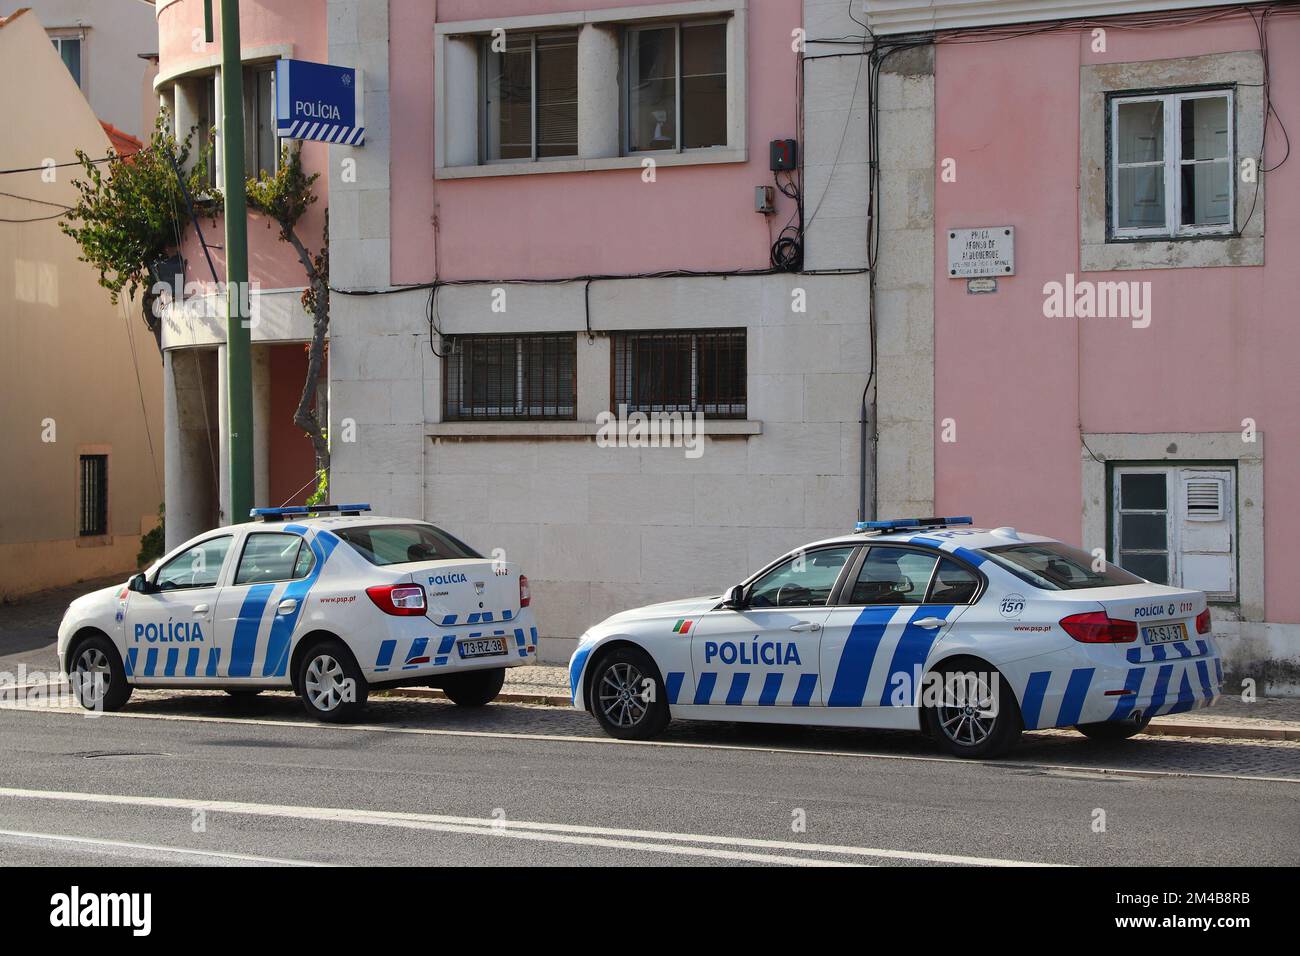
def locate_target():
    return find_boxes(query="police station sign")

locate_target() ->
[275,58,365,145]
[947,226,1014,278]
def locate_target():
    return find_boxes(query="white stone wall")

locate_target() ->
[329,273,871,661]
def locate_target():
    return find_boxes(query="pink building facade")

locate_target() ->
[866,0,1299,689]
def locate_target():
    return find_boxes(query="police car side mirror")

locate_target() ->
[721,585,746,610]
[128,573,156,595]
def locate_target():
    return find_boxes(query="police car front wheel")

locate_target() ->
[590,647,670,741]
[69,635,132,713]
[296,639,368,722]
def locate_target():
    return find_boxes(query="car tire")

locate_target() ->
[588,646,670,741]
[296,639,367,723]
[1075,717,1150,741]
[439,668,505,707]
[923,661,1021,758]
[68,634,132,713]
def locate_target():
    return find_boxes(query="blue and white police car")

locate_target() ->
[57,505,538,721]
[569,517,1222,757]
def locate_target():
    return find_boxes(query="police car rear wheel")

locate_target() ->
[439,667,505,707]
[297,640,367,722]
[590,647,669,741]
[70,636,132,712]
[1075,717,1150,740]
[923,663,1021,758]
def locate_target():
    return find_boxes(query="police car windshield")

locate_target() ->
[334,524,482,566]
[982,542,1144,590]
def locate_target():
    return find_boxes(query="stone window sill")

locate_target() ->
[427,420,762,439]
[436,149,748,180]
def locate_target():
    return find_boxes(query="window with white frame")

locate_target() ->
[435,4,743,176]
[1110,89,1234,239]
[625,20,727,153]
[244,65,279,178]
[1112,465,1237,600]
[482,31,578,161]
[192,75,217,189]
[50,34,82,88]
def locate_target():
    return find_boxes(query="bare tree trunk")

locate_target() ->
[284,225,331,476]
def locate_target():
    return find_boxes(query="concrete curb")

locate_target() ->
[1144,719,1300,742]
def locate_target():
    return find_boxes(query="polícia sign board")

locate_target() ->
[275,58,365,145]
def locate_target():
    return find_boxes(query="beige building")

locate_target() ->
[0,8,163,599]
[1,0,159,140]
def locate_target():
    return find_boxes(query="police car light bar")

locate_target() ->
[854,516,973,533]
[251,504,372,521]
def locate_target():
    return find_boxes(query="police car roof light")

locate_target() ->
[853,516,973,533]
[250,503,372,521]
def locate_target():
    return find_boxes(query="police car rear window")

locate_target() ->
[982,542,1145,590]
[334,524,482,566]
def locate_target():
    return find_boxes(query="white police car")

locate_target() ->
[57,505,538,721]
[569,517,1222,757]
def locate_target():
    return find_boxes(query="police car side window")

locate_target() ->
[234,533,312,586]
[155,536,233,591]
[849,547,938,606]
[926,559,980,604]
[747,547,854,608]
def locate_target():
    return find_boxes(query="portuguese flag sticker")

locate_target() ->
[672,619,693,634]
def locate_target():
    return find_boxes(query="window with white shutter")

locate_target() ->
[1111,465,1236,601]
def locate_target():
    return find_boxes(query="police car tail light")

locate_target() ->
[366,584,427,616]
[1195,608,1211,634]
[519,575,531,608]
[1059,610,1137,643]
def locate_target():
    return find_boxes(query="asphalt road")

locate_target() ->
[0,689,1296,867]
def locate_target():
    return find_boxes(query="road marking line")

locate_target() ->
[4,703,1297,784]
[0,827,332,866]
[0,787,1053,867]
[0,788,848,867]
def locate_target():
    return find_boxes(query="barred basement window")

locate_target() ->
[612,329,745,418]
[79,455,108,537]
[444,333,576,420]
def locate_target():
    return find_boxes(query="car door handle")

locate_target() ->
[192,604,209,614]
[277,599,298,615]
[789,621,821,632]
[913,617,946,629]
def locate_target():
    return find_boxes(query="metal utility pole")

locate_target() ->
[213,0,254,521]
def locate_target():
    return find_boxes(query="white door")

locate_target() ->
[124,534,234,680]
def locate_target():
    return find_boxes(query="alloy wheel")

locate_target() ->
[597,661,649,729]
